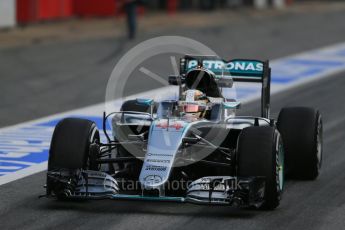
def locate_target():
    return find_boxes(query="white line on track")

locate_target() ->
[0,162,47,185]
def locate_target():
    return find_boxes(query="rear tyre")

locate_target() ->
[47,118,100,195]
[277,107,322,180]
[237,126,284,210]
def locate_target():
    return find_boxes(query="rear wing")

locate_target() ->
[179,55,271,119]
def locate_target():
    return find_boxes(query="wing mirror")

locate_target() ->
[182,137,200,144]
[168,75,185,86]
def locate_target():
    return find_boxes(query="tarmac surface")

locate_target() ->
[0,2,345,230]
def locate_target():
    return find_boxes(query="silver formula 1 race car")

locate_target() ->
[45,55,323,210]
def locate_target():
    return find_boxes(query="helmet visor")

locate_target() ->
[184,104,199,113]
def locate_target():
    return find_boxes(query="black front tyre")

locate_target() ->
[47,118,100,195]
[277,107,322,180]
[237,126,284,210]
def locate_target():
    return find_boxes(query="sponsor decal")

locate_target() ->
[155,121,184,130]
[145,165,167,171]
[187,60,264,74]
[147,153,174,157]
[146,159,170,164]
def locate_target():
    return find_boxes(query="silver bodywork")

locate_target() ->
[139,119,189,193]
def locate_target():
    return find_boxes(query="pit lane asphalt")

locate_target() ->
[1,6,345,230]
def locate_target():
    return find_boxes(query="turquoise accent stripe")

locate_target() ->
[112,194,185,202]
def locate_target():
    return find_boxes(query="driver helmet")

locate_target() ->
[179,89,209,120]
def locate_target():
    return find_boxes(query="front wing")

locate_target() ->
[46,170,265,208]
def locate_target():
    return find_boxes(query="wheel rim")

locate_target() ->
[277,140,284,192]
[86,126,100,170]
[316,116,323,169]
